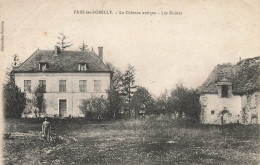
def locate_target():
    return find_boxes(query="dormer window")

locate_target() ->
[221,85,228,98]
[78,63,88,71]
[39,62,48,71]
[217,78,232,98]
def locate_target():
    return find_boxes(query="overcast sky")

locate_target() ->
[0,0,259,96]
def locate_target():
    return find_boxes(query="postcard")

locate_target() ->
[0,0,259,164]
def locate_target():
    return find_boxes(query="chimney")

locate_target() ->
[54,45,60,56]
[98,46,103,61]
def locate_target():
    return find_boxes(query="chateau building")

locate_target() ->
[14,46,111,117]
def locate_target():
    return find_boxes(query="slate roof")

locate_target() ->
[14,49,110,73]
[199,56,260,95]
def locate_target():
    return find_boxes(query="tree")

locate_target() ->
[107,88,123,119]
[130,87,154,117]
[79,95,108,119]
[106,62,124,91]
[106,62,124,119]
[121,64,137,113]
[79,41,88,51]
[154,89,169,115]
[56,33,73,50]
[5,54,21,81]
[3,81,26,118]
[3,55,26,118]
[167,84,201,120]
[168,84,187,117]
[182,88,201,119]
[32,84,46,118]
[13,54,21,68]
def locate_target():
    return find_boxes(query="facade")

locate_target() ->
[14,46,111,117]
[198,56,260,125]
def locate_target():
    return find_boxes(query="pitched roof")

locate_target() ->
[199,56,260,95]
[14,49,110,73]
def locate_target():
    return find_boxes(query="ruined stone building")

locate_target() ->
[199,56,260,125]
[14,46,111,117]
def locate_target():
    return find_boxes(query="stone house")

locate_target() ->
[14,46,112,117]
[199,56,260,125]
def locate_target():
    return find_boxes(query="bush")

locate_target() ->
[79,95,108,119]
[33,84,46,115]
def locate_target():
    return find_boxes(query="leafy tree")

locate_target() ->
[167,84,187,116]
[167,84,201,120]
[107,88,123,119]
[3,55,26,118]
[182,88,201,119]
[79,41,88,51]
[154,89,169,114]
[33,84,46,118]
[130,87,154,117]
[79,95,108,119]
[56,33,73,50]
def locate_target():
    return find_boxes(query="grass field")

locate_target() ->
[3,117,260,165]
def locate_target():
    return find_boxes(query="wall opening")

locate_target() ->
[220,109,231,125]
[221,85,228,98]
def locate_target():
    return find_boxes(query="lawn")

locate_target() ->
[3,117,260,165]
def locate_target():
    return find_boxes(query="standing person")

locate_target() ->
[42,117,51,142]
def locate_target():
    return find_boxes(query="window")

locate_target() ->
[39,80,46,92]
[24,80,31,92]
[41,99,46,112]
[211,110,215,115]
[221,85,228,98]
[94,80,101,92]
[59,80,66,92]
[39,63,47,71]
[217,78,232,98]
[79,63,87,71]
[79,80,87,92]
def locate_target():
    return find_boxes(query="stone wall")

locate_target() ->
[200,92,260,125]
[200,94,242,124]
[241,92,260,124]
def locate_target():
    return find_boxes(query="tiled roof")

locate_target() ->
[14,49,110,73]
[199,56,260,95]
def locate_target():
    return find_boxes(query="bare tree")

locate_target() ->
[79,41,88,51]
[56,33,73,50]
[5,54,21,81]
[13,54,21,67]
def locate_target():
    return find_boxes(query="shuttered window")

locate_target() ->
[79,80,87,92]
[94,80,101,92]
[59,80,66,92]
[39,80,46,92]
[24,80,31,92]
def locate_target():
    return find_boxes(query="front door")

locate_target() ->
[59,100,67,117]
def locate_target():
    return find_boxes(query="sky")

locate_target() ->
[0,0,259,96]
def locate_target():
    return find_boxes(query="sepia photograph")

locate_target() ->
[0,0,259,164]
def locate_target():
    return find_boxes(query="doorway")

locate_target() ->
[59,99,67,117]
